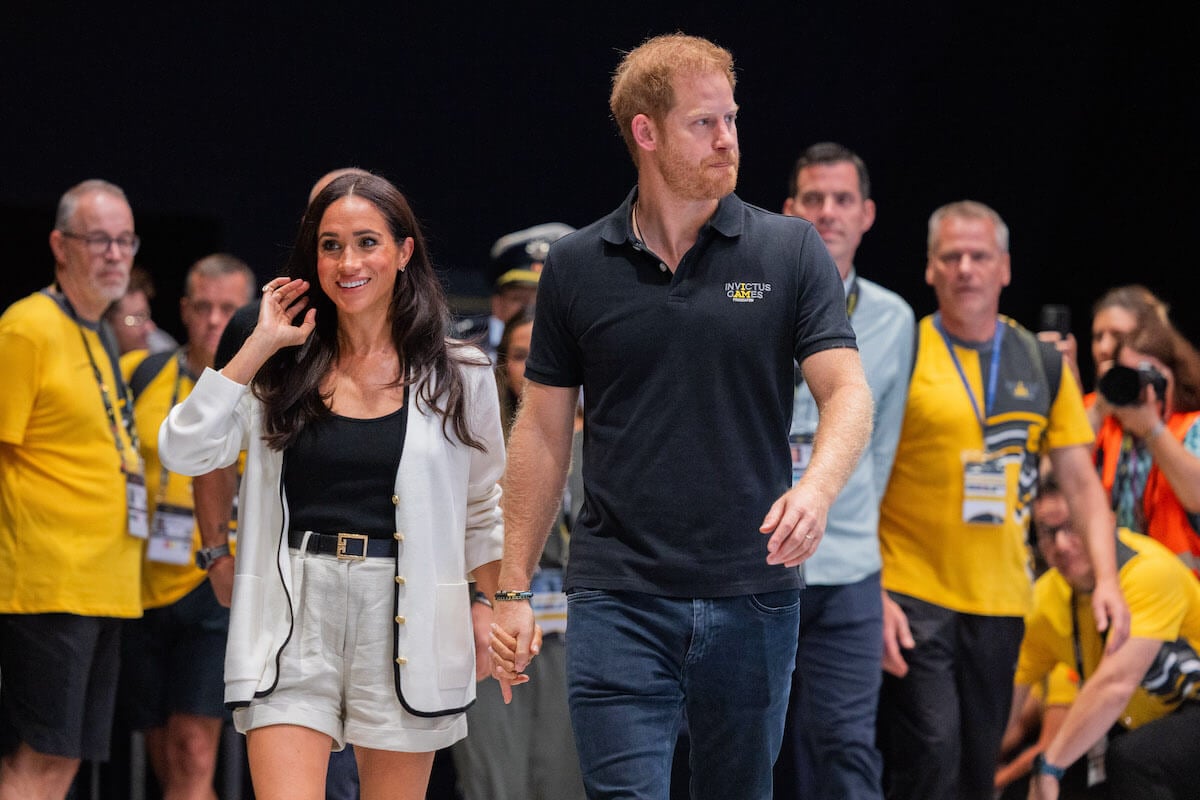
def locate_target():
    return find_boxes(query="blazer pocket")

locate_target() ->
[226,574,268,684]
[435,581,473,690]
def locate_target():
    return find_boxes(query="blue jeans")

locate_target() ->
[325,744,358,800]
[566,588,800,800]
[784,572,884,800]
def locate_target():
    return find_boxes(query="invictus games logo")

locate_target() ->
[726,281,772,303]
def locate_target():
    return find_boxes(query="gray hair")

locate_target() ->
[927,200,1009,254]
[54,179,130,231]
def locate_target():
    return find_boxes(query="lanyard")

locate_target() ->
[934,313,1003,430]
[1069,542,1115,685]
[53,288,142,471]
[1071,591,1087,683]
[154,349,192,507]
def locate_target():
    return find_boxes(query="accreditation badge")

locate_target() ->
[147,503,196,565]
[961,451,1007,525]
[126,470,150,539]
[1086,735,1107,787]
[789,433,815,487]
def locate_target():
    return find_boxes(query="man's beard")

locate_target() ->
[658,143,739,201]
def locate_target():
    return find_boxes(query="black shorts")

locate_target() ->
[118,580,230,730]
[0,613,122,760]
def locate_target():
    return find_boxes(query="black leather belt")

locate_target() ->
[288,530,397,560]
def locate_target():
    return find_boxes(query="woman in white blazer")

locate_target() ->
[160,172,521,800]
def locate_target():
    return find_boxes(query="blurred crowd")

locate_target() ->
[2,32,1197,800]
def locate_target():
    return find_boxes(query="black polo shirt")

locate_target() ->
[525,189,857,597]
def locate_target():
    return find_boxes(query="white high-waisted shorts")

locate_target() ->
[233,537,468,752]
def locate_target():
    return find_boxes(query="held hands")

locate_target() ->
[488,600,543,704]
[759,482,829,567]
[471,600,493,682]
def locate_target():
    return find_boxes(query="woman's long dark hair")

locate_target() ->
[253,172,486,450]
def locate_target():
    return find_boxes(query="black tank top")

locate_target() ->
[283,404,408,539]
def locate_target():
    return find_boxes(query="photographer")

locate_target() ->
[1094,310,1200,572]
[1082,286,1169,433]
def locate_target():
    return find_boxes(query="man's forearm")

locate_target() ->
[498,387,576,589]
[804,371,874,505]
[1041,675,1130,768]
[1042,636,1158,769]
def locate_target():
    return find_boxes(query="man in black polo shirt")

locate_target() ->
[489,33,873,800]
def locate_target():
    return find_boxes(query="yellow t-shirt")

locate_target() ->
[880,315,1094,616]
[1042,662,1081,708]
[1016,530,1200,729]
[123,349,214,609]
[0,292,142,616]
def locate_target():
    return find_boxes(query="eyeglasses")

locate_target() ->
[60,231,141,256]
[1034,521,1075,543]
[117,312,151,328]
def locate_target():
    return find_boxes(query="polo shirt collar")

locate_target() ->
[600,187,745,247]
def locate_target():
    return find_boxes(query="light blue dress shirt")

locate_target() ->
[792,269,915,585]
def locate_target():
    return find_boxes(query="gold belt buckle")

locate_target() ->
[336,532,368,561]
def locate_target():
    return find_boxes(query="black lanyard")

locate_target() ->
[1071,591,1087,683]
[1070,585,1112,685]
[153,348,193,506]
[49,287,141,470]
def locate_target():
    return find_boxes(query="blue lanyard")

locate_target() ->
[934,314,1003,430]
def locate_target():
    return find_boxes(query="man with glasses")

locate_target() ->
[0,179,145,799]
[1015,469,1200,799]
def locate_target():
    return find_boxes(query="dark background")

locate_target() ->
[3,2,1196,389]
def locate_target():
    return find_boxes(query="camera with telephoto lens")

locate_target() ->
[1097,362,1168,407]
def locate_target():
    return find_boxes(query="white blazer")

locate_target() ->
[159,359,505,715]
